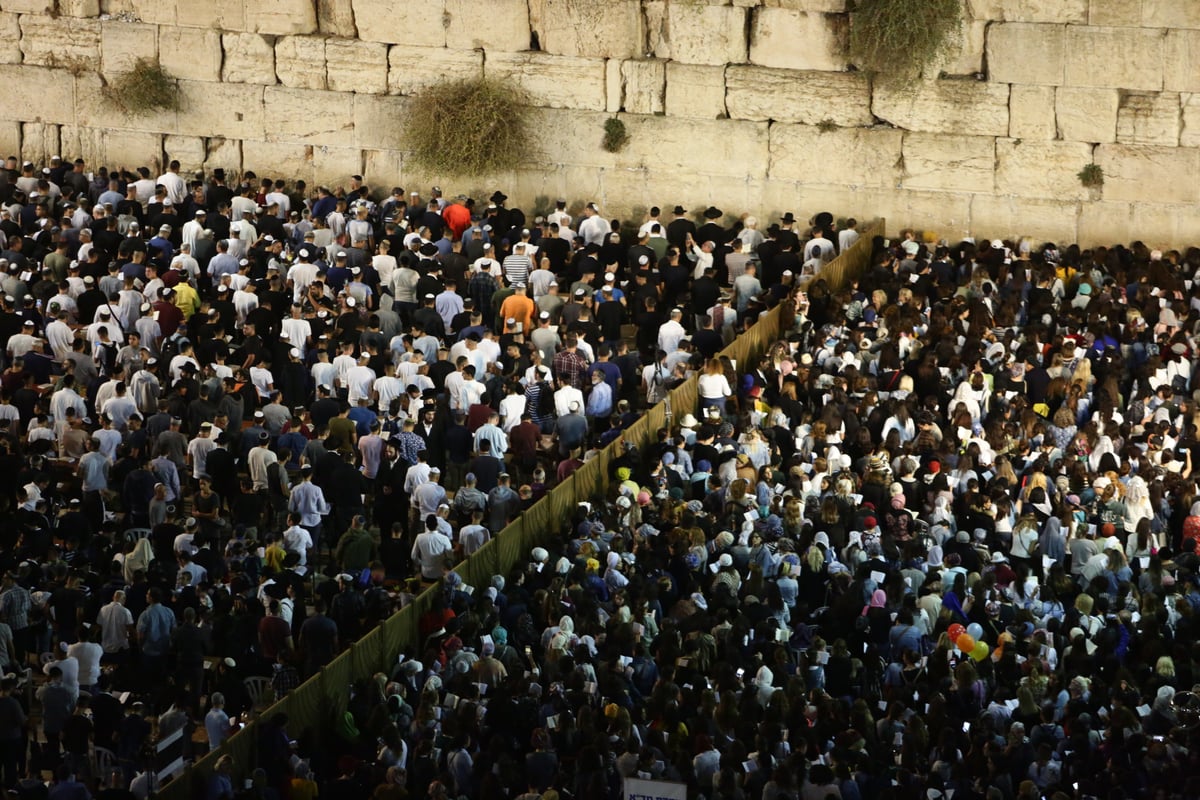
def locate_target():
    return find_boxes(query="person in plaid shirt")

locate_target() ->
[552,335,589,390]
[271,649,302,698]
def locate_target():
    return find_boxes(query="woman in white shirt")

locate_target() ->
[697,358,732,415]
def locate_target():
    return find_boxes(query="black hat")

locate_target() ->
[703,206,722,219]
[419,242,438,257]
[490,191,508,203]
[672,205,686,215]
[781,212,797,224]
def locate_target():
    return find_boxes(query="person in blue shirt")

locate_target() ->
[347,398,376,437]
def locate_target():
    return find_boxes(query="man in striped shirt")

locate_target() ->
[502,242,532,287]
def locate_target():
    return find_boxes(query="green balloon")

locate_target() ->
[971,640,989,661]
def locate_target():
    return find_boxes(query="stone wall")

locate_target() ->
[2,0,1199,246]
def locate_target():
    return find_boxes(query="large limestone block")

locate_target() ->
[1181,96,1200,148]
[529,0,642,58]
[318,0,358,38]
[445,0,529,51]
[873,79,1010,137]
[263,87,354,143]
[353,94,409,150]
[362,149,404,187]
[245,0,319,36]
[275,36,328,90]
[105,131,163,173]
[159,27,222,83]
[21,122,59,167]
[986,23,1064,87]
[176,0,240,30]
[969,195,1080,246]
[313,146,365,185]
[901,133,995,193]
[203,138,242,174]
[1055,87,1119,143]
[175,81,266,140]
[0,13,20,65]
[0,66,76,125]
[388,46,483,95]
[750,9,845,72]
[949,18,988,76]
[353,0,447,47]
[242,141,313,183]
[0,0,52,13]
[528,109,766,174]
[1164,31,1200,93]
[967,0,1087,22]
[1143,0,1200,29]
[486,51,607,111]
[1095,144,1200,204]
[58,0,98,16]
[326,38,388,94]
[1064,27,1163,92]
[664,63,726,120]
[994,138,1093,200]
[761,0,846,10]
[621,115,768,177]
[1088,0,1140,26]
[726,67,873,127]
[659,3,747,66]
[769,124,904,188]
[1075,201,1133,247]
[1116,92,1181,147]
[163,135,206,171]
[222,34,277,86]
[58,125,106,166]
[19,16,100,68]
[1008,85,1057,140]
[874,189,973,239]
[101,21,157,75]
[606,59,621,113]
[0,122,20,156]
[621,60,666,115]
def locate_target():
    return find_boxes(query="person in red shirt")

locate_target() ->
[509,412,542,479]
[442,195,472,241]
[257,598,293,663]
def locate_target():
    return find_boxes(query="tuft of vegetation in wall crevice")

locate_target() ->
[401,77,534,177]
[847,0,962,83]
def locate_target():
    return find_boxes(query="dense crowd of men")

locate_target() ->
[0,155,1197,800]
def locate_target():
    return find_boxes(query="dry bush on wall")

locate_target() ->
[401,77,534,177]
[848,0,962,82]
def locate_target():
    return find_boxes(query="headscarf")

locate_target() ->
[863,589,886,615]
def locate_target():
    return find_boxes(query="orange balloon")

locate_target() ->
[956,633,976,653]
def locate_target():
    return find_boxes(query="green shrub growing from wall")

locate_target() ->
[848,0,962,82]
[103,58,181,115]
[401,77,533,177]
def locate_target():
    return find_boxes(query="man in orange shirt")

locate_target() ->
[499,283,535,335]
[442,194,472,241]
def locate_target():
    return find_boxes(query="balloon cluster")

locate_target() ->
[948,623,989,661]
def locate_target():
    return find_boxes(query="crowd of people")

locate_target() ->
[0,154,1197,800]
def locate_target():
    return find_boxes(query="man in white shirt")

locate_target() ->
[411,514,453,581]
[687,236,715,280]
[282,513,314,570]
[155,160,187,205]
[553,380,585,419]
[180,209,207,251]
[577,202,610,247]
[838,219,859,253]
[658,308,687,354]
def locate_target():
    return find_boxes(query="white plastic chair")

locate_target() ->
[243,675,272,707]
